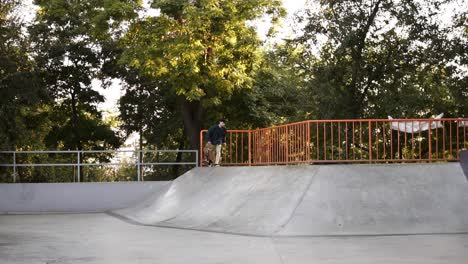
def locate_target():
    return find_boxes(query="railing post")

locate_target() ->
[137,150,141,182]
[248,131,251,166]
[195,150,199,167]
[428,120,432,160]
[200,131,204,167]
[368,120,372,163]
[13,152,16,183]
[307,121,311,163]
[285,126,289,164]
[77,151,81,182]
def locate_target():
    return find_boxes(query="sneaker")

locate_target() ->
[214,164,220,167]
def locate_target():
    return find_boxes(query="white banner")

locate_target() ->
[388,113,444,133]
[459,120,468,127]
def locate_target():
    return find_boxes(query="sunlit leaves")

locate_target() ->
[120,0,284,104]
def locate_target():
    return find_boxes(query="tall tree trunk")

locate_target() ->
[179,97,203,150]
[348,0,382,118]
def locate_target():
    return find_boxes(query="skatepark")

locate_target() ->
[2,157,468,263]
[3,0,468,262]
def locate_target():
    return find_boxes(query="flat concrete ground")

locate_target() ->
[1,214,468,264]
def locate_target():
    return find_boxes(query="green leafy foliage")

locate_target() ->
[0,0,48,151]
[294,0,467,119]
[119,0,285,148]
[28,0,140,150]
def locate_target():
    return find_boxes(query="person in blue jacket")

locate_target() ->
[204,119,227,166]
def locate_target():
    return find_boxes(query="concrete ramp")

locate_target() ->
[116,166,316,235]
[115,163,468,236]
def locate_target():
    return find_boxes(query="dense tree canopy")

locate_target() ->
[28,0,141,150]
[0,0,467,181]
[293,0,467,119]
[0,0,46,150]
[119,0,286,148]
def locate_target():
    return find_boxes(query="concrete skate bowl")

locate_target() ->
[113,163,468,237]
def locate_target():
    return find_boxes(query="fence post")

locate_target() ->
[368,120,372,163]
[137,150,141,182]
[200,131,204,167]
[428,120,432,160]
[307,122,311,163]
[195,150,199,167]
[285,126,289,164]
[77,151,81,182]
[248,131,251,166]
[13,152,16,183]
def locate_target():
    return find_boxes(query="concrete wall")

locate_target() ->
[0,182,170,214]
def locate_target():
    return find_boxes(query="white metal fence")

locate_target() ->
[0,150,198,183]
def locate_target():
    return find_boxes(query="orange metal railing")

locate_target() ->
[200,118,468,166]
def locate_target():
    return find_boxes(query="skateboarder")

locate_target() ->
[204,119,227,167]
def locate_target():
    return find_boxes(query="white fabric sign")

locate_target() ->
[388,113,444,133]
[459,120,468,127]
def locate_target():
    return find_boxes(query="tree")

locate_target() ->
[118,71,185,179]
[119,0,286,149]
[0,0,48,150]
[29,0,139,150]
[249,43,309,125]
[295,0,467,119]
[448,8,468,116]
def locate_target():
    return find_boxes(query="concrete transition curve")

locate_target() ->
[114,162,468,236]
